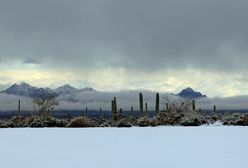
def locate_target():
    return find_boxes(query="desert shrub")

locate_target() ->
[11,116,26,127]
[0,120,12,128]
[117,118,132,127]
[137,117,151,127]
[67,117,91,127]
[152,115,173,126]
[25,116,68,127]
[25,117,45,127]
[155,111,184,125]
[212,114,222,121]
[43,117,68,127]
[150,117,158,127]
[221,113,242,126]
[180,116,202,126]
[234,115,248,126]
[99,122,112,127]
[91,118,112,127]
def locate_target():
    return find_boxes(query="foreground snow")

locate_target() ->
[0,127,247,168]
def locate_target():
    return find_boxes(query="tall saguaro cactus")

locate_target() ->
[130,106,134,117]
[18,99,21,116]
[155,93,159,115]
[100,108,102,117]
[111,97,118,121]
[139,92,144,116]
[213,105,216,113]
[192,100,196,112]
[166,103,169,111]
[145,102,148,115]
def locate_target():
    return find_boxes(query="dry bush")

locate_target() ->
[234,115,248,126]
[180,117,202,126]
[25,116,68,127]
[0,120,12,128]
[137,116,151,127]
[117,118,132,127]
[153,115,174,125]
[67,117,91,127]
[11,116,26,127]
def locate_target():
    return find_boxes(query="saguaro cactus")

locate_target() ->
[214,105,216,113]
[155,93,159,114]
[85,107,88,114]
[100,108,102,117]
[18,99,21,116]
[130,106,134,117]
[114,97,117,114]
[111,97,118,121]
[139,92,144,116]
[119,108,123,118]
[166,103,169,111]
[67,112,71,121]
[145,102,148,115]
[192,100,196,112]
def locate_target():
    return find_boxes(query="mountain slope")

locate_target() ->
[55,84,78,95]
[177,87,207,99]
[0,83,53,99]
[0,83,97,100]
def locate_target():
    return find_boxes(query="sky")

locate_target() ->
[0,0,248,97]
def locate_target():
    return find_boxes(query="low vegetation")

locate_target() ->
[1,92,248,128]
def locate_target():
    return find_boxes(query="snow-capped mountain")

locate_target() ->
[0,83,97,99]
[177,87,207,99]
[55,84,78,95]
[0,82,53,98]
[79,87,96,92]
[1,83,35,96]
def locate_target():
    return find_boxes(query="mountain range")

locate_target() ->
[0,82,206,100]
[0,83,96,99]
[178,87,207,99]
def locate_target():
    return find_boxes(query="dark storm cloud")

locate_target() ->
[23,57,41,64]
[0,0,248,71]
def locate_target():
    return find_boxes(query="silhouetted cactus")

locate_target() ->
[119,108,123,118]
[166,103,169,111]
[18,100,21,116]
[111,97,118,121]
[155,93,159,114]
[192,100,196,112]
[214,105,216,113]
[139,92,144,116]
[111,100,115,120]
[114,97,117,114]
[111,100,114,113]
[100,108,102,117]
[130,106,134,117]
[84,107,88,116]
[145,102,148,115]
[67,112,71,121]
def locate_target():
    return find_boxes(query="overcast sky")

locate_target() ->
[0,0,248,97]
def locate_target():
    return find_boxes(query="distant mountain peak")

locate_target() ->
[184,87,194,91]
[1,82,98,98]
[178,87,207,99]
[80,87,96,92]
[1,82,52,99]
[55,84,78,95]
[57,84,76,90]
[19,82,31,86]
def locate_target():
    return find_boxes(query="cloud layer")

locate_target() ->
[0,0,248,96]
[1,91,248,112]
[1,0,248,71]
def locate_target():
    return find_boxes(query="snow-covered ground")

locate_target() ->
[0,127,247,168]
